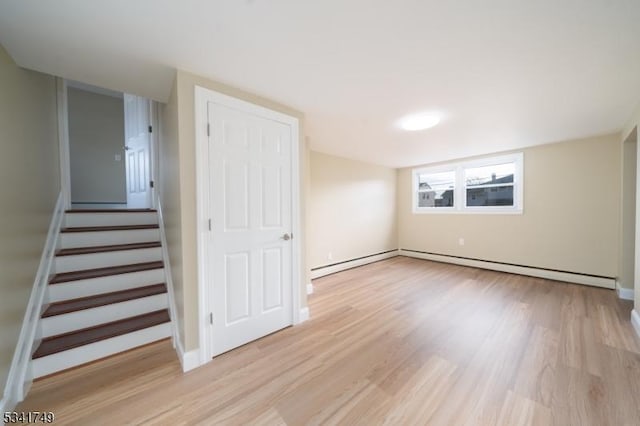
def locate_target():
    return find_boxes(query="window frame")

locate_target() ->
[412,152,524,215]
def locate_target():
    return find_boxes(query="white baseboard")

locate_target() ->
[182,349,200,372]
[2,192,65,407]
[307,283,314,295]
[616,281,635,301]
[310,250,399,279]
[299,307,310,323]
[175,337,200,373]
[632,310,640,339]
[399,250,616,290]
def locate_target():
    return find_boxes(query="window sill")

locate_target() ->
[412,208,523,215]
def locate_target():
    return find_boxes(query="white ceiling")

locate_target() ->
[1,0,639,168]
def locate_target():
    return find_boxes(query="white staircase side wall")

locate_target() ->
[48,268,165,302]
[64,212,158,228]
[54,247,162,273]
[59,228,160,248]
[41,294,168,338]
[31,323,171,378]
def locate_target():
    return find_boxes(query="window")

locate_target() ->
[417,170,456,208]
[465,162,515,207]
[412,153,523,214]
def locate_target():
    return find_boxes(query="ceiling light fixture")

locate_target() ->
[398,113,441,131]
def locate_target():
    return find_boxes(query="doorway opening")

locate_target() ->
[621,127,638,298]
[63,80,157,210]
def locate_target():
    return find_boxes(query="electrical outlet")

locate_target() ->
[458,238,465,246]
[328,252,333,261]
[114,154,121,161]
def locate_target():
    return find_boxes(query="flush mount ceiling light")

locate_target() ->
[398,113,441,131]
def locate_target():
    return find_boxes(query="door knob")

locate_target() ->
[281,233,291,241]
[124,146,130,151]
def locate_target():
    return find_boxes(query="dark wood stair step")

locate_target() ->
[42,284,167,317]
[32,310,170,359]
[61,224,159,233]
[66,209,157,213]
[56,241,161,256]
[49,261,164,284]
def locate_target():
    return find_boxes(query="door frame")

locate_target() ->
[56,78,72,209]
[57,80,157,209]
[195,85,302,365]
[619,129,637,299]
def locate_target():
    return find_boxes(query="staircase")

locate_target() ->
[31,209,172,378]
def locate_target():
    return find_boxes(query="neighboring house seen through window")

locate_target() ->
[417,170,456,209]
[412,153,523,214]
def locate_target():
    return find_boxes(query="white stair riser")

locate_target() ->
[60,229,160,249]
[65,212,158,228]
[54,247,162,273]
[48,269,165,302]
[31,323,171,378]
[41,294,168,338]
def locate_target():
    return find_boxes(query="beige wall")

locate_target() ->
[68,88,126,203]
[160,70,307,352]
[309,151,397,268]
[398,134,621,278]
[0,46,59,396]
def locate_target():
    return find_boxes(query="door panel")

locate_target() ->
[262,167,282,228]
[225,252,251,324]
[224,160,250,230]
[209,102,293,357]
[262,247,283,312]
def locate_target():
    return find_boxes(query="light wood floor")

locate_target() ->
[18,257,640,425]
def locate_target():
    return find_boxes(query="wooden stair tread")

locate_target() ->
[42,284,167,317]
[32,310,170,359]
[66,209,157,213]
[61,224,159,233]
[49,261,164,284]
[56,242,161,256]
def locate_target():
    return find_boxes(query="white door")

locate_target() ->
[207,100,294,357]
[124,94,151,208]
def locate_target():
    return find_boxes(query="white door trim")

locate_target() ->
[195,85,302,365]
[149,101,159,209]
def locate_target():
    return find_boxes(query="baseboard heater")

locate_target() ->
[399,249,616,289]
[310,249,399,279]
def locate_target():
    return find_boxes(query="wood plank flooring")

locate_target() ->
[17,257,640,425]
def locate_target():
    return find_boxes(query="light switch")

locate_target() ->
[115,154,121,161]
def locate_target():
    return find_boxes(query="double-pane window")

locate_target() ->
[412,153,523,214]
